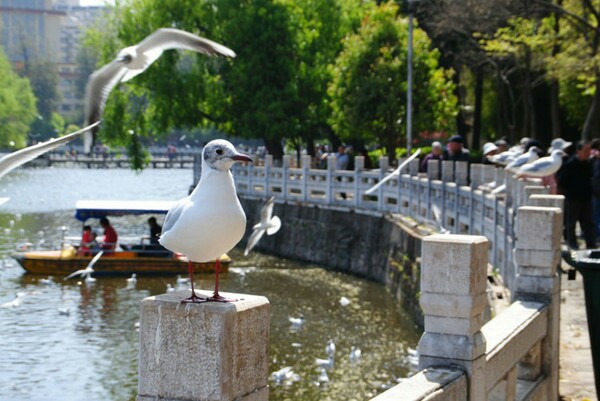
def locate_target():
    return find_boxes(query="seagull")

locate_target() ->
[159,139,252,303]
[272,366,294,383]
[315,355,334,370]
[126,273,137,288]
[288,314,305,326]
[505,146,541,171]
[82,28,236,153]
[516,149,566,178]
[489,149,521,166]
[339,296,351,306]
[64,251,104,280]
[349,346,362,363]
[364,148,422,195]
[317,368,329,383]
[430,203,450,234]
[0,122,100,180]
[244,196,281,256]
[166,283,175,293]
[326,339,336,356]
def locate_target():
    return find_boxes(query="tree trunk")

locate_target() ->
[472,69,483,150]
[264,138,284,160]
[582,75,600,141]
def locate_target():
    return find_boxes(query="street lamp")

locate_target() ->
[406,0,419,153]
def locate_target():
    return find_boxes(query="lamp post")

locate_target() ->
[406,0,419,153]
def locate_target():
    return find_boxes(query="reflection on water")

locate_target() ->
[0,167,421,401]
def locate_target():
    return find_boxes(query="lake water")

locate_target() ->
[0,166,421,401]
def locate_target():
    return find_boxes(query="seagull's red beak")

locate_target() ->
[232,153,253,163]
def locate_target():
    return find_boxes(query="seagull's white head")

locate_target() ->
[116,46,137,65]
[203,139,252,172]
[550,149,566,158]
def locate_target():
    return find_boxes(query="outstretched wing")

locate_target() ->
[364,148,421,195]
[244,228,266,256]
[260,196,276,223]
[0,122,100,179]
[136,28,236,58]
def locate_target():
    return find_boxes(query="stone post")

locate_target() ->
[529,194,564,211]
[469,163,483,189]
[513,206,562,401]
[441,160,454,183]
[427,159,440,180]
[137,290,270,401]
[418,234,489,400]
[523,185,548,205]
[455,161,469,186]
[326,155,336,204]
[301,155,311,202]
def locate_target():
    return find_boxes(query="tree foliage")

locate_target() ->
[0,47,37,148]
[328,1,457,161]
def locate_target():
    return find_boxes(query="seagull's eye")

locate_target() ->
[216,148,224,155]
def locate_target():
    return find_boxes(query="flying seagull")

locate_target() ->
[0,122,100,180]
[364,148,421,195]
[83,28,236,153]
[159,139,252,303]
[244,196,281,256]
[516,149,566,178]
[64,251,104,280]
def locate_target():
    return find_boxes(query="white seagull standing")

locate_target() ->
[244,196,281,256]
[0,122,100,180]
[83,28,236,153]
[160,139,252,303]
[516,149,566,178]
[505,146,541,171]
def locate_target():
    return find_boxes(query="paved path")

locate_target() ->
[560,267,597,401]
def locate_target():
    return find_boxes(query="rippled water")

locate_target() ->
[0,166,421,401]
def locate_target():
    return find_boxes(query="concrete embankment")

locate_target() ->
[239,197,425,322]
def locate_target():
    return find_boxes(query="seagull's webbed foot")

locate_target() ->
[181,291,207,304]
[204,293,237,303]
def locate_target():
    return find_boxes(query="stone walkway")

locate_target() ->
[560,267,597,401]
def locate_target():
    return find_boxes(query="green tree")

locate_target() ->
[0,47,38,148]
[328,1,457,161]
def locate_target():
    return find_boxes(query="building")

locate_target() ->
[0,0,106,121]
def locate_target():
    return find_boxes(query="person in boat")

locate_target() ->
[99,217,118,253]
[78,225,94,256]
[148,216,162,244]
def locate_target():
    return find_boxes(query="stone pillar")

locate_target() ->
[264,154,273,168]
[137,290,270,401]
[455,161,468,186]
[523,185,548,205]
[427,159,440,180]
[513,206,562,401]
[418,234,488,400]
[379,156,389,172]
[529,194,564,211]
[470,163,483,189]
[441,160,454,183]
[354,155,365,171]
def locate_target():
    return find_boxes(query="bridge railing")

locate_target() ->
[232,153,552,291]
[371,204,562,401]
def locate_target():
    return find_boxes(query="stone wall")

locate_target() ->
[239,197,424,322]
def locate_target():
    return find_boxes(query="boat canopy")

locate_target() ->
[74,200,177,222]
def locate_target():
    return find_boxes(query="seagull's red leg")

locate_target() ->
[206,258,237,302]
[181,260,206,303]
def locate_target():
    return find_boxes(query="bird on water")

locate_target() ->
[159,139,252,303]
[82,28,236,153]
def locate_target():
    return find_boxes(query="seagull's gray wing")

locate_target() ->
[244,228,266,256]
[136,28,236,58]
[0,122,100,179]
[365,148,421,195]
[161,201,185,235]
[518,158,560,177]
[83,60,128,152]
[260,196,276,223]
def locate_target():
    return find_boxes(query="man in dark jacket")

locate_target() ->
[557,140,596,249]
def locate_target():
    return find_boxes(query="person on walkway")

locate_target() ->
[481,142,499,164]
[445,135,471,163]
[334,145,349,170]
[557,140,596,249]
[99,217,118,252]
[420,141,444,173]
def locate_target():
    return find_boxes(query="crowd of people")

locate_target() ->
[316,134,599,251]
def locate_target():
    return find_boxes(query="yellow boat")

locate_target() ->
[13,200,231,276]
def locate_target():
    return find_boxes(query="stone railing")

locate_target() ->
[371,203,563,401]
[231,154,552,291]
